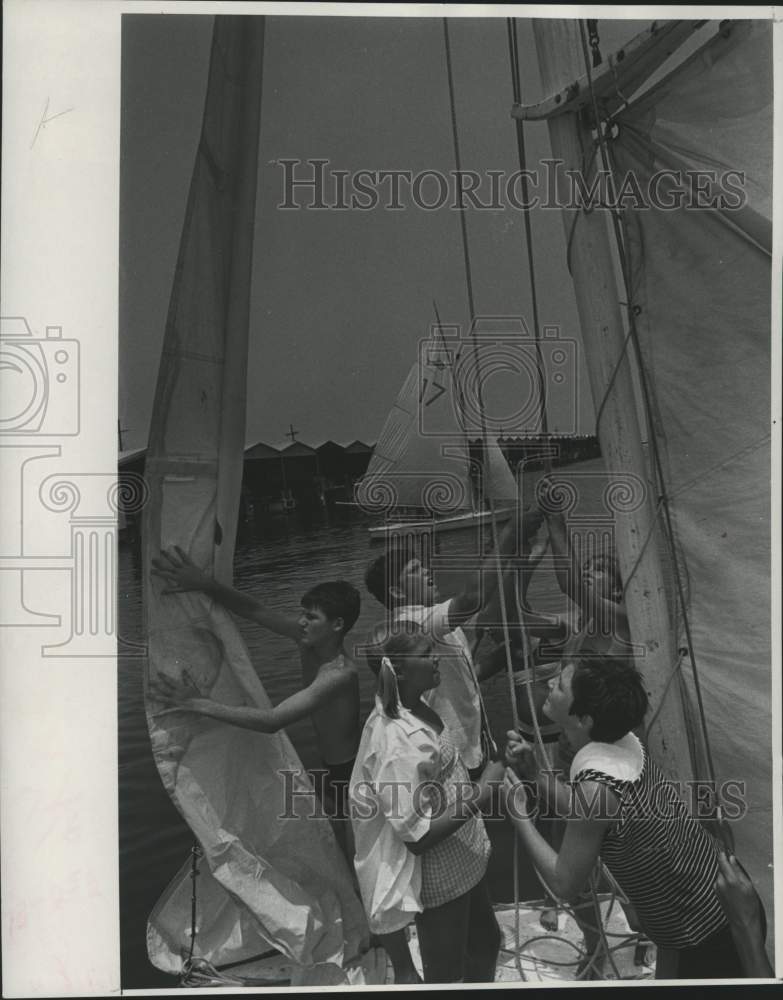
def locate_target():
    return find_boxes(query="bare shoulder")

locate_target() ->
[318,652,359,683]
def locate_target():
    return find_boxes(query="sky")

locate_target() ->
[119,13,706,453]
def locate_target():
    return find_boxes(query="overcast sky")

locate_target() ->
[119,13,691,452]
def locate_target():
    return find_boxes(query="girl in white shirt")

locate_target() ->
[349,624,504,983]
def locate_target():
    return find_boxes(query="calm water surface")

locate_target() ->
[118,466,600,988]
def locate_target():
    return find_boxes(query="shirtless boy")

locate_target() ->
[151,547,361,848]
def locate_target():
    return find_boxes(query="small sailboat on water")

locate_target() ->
[356,314,524,542]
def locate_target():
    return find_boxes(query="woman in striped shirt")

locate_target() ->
[503,654,750,979]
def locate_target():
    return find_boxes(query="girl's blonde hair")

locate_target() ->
[378,621,427,719]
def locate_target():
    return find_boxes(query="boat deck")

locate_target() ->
[214,896,655,986]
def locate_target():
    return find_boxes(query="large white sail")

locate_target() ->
[612,20,773,921]
[142,16,369,977]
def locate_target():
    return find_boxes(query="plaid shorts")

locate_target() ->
[420,734,491,909]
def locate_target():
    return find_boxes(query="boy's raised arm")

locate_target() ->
[448,507,544,631]
[152,546,301,639]
[152,667,350,735]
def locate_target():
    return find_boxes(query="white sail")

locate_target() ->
[612,20,772,921]
[361,335,472,513]
[359,331,519,516]
[142,16,369,977]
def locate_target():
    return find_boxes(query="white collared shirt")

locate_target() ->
[349,697,440,934]
[569,731,644,784]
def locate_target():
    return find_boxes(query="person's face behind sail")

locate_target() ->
[581,553,622,605]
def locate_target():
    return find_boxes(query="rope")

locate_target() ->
[642,647,687,739]
[447,22,590,976]
[576,19,731,849]
[441,19,656,982]
[433,298,498,761]
[513,572,554,772]
[589,869,621,979]
[503,18,633,982]
[506,18,552,461]
[186,841,202,966]
[443,17,519,739]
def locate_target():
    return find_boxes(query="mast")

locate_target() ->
[213,20,265,583]
[531,20,694,782]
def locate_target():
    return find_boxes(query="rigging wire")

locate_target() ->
[575,18,732,852]
[504,15,628,981]
[506,18,553,456]
[506,18,688,979]
[442,17,520,742]
[432,297,499,761]
[445,23,567,977]
[505,16,558,778]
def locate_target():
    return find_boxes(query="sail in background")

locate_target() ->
[358,327,521,516]
[142,16,369,976]
[612,20,773,923]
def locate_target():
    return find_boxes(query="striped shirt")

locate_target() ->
[419,731,491,908]
[571,733,728,950]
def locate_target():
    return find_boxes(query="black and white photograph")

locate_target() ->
[1,3,779,995]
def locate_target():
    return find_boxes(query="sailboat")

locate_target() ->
[357,319,521,540]
[139,13,773,986]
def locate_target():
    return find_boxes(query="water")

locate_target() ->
[118,468,600,988]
